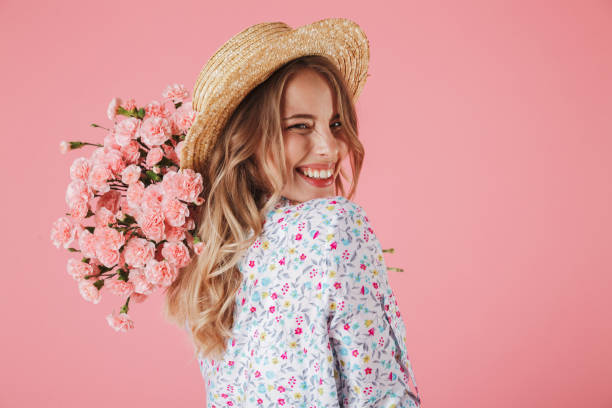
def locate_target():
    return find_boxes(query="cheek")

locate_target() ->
[283,133,308,168]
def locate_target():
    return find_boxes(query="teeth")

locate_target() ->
[298,167,333,179]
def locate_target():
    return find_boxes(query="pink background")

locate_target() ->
[1,0,611,406]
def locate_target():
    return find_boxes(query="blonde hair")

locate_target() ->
[163,55,365,360]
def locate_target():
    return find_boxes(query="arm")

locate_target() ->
[326,202,421,407]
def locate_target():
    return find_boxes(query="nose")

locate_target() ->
[311,123,340,160]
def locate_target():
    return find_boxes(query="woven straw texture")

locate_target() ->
[179,18,370,175]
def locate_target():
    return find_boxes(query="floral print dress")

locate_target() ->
[196,195,421,407]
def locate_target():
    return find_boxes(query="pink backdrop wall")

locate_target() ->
[1,0,611,406]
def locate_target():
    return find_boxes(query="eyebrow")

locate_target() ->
[282,113,340,121]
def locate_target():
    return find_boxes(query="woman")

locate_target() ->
[164,18,421,407]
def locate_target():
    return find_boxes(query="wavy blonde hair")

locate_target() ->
[163,55,365,360]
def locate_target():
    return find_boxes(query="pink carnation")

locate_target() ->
[103,131,121,150]
[142,184,164,212]
[96,190,121,214]
[106,311,134,332]
[94,226,125,251]
[144,99,175,119]
[163,197,189,227]
[146,147,164,168]
[123,237,155,268]
[96,247,120,268]
[194,241,205,255]
[163,83,189,103]
[130,293,148,303]
[103,149,126,175]
[78,228,97,258]
[138,116,171,148]
[66,179,93,205]
[126,181,145,208]
[144,259,177,287]
[88,165,112,193]
[78,280,102,304]
[114,117,141,147]
[172,101,196,133]
[69,199,89,220]
[128,268,155,295]
[70,157,91,181]
[67,258,94,281]
[120,140,140,164]
[106,277,135,298]
[95,207,115,227]
[165,224,186,242]
[137,209,165,242]
[161,169,203,203]
[50,217,78,249]
[121,164,141,185]
[123,98,136,111]
[107,97,122,121]
[59,141,70,154]
[161,241,191,268]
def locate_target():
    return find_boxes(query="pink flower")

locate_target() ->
[163,197,189,227]
[121,164,141,185]
[161,143,180,165]
[78,228,96,258]
[94,225,125,251]
[50,217,78,249]
[88,165,112,193]
[138,116,171,147]
[103,149,125,175]
[144,99,175,119]
[138,209,165,242]
[144,259,177,287]
[164,224,186,242]
[59,141,70,154]
[172,101,196,133]
[175,141,185,159]
[120,140,140,164]
[66,179,93,205]
[103,131,121,150]
[194,241,205,255]
[107,97,122,121]
[128,268,155,295]
[126,181,145,208]
[123,98,136,111]
[163,83,189,103]
[124,237,155,268]
[70,157,91,181]
[106,277,135,298]
[96,190,121,213]
[96,247,120,268]
[114,117,141,147]
[131,293,148,303]
[142,184,164,212]
[161,169,203,203]
[106,311,134,332]
[95,207,115,227]
[67,258,94,281]
[146,147,164,167]
[68,199,89,220]
[161,241,191,268]
[78,279,102,304]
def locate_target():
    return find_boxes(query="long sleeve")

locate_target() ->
[326,202,421,407]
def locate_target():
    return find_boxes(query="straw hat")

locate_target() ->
[179,17,370,175]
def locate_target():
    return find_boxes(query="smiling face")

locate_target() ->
[276,68,349,203]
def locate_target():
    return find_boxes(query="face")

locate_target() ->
[274,68,348,203]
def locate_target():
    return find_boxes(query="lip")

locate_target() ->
[295,167,335,188]
[297,163,335,170]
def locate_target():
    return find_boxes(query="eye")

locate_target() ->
[288,123,309,130]
[331,121,342,129]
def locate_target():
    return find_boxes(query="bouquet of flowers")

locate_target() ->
[50,84,205,332]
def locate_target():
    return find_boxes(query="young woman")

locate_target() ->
[164,19,421,407]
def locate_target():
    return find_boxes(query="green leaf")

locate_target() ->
[137,108,146,119]
[118,269,129,282]
[174,101,183,109]
[146,170,161,182]
[93,279,104,290]
[85,226,95,233]
[81,257,90,263]
[67,247,79,252]
[193,236,201,244]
